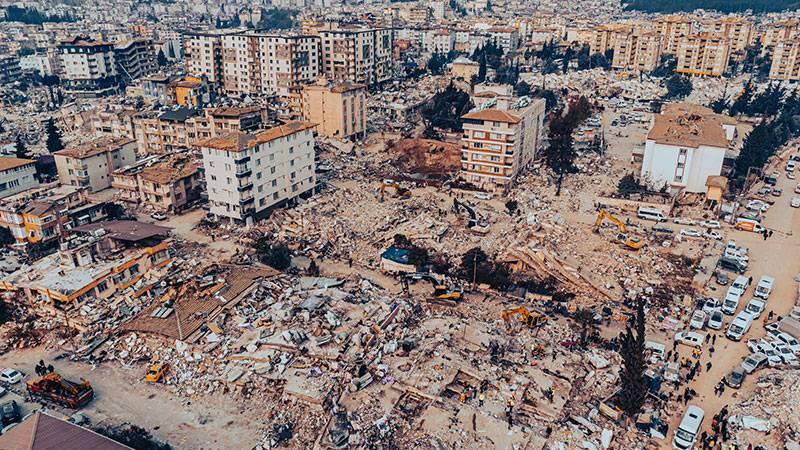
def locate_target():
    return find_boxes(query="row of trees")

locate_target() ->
[2,6,77,24]
[544,96,593,195]
[420,83,473,137]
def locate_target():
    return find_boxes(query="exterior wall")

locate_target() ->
[705,18,752,55]
[640,141,725,193]
[183,31,231,85]
[55,142,137,192]
[769,39,800,81]
[319,27,393,86]
[59,41,119,95]
[0,162,38,199]
[612,33,662,72]
[201,127,316,223]
[450,62,480,80]
[655,16,694,55]
[676,34,730,77]
[302,84,367,139]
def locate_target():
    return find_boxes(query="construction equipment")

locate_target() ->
[501,306,549,330]
[401,273,463,303]
[26,373,94,409]
[144,362,169,383]
[594,209,645,250]
[452,199,490,234]
[378,179,412,202]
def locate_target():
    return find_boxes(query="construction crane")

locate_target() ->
[594,209,645,250]
[501,306,549,331]
[378,179,412,202]
[401,273,463,303]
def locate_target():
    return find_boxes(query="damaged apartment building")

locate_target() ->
[112,152,204,213]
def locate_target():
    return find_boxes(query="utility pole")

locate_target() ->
[472,253,478,289]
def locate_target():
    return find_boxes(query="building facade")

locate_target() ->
[54,137,137,192]
[676,33,730,77]
[112,153,203,212]
[318,26,393,86]
[302,80,367,140]
[769,39,800,81]
[612,31,662,73]
[459,97,546,190]
[114,38,157,81]
[198,121,316,224]
[183,30,239,86]
[0,158,38,199]
[58,38,120,97]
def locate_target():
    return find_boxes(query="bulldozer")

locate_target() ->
[378,179,412,202]
[26,372,94,409]
[594,209,645,250]
[501,306,549,331]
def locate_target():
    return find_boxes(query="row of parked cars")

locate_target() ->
[0,368,24,434]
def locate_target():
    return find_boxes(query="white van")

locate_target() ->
[730,275,750,293]
[638,207,666,222]
[787,160,796,172]
[722,289,742,315]
[754,275,775,300]
[645,340,666,363]
[726,312,754,341]
[673,405,704,449]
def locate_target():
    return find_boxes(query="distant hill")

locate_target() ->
[624,0,800,13]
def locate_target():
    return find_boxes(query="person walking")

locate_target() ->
[712,334,717,345]
[706,361,712,371]
[478,393,485,407]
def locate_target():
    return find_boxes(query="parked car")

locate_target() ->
[746,199,770,212]
[714,271,729,286]
[757,186,773,196]
[722,289,742,315]
[796,183,800,194]
[473,192,492,201]
[745,298,766,318]
[724,365,746,388]
[754,276,775,300]
[672,217,695,225]
[673,406,705,450]
[0,400,19,426]
[746,339,767,354]
[792,197,800,208]
[699,220,721,229]
[150,212,167,221]
[704,230,722,240]
[773,342,800,367]
[701,297,722,314]
[689,310,707,329]
[741,353,769,373]
[680,228,702,238]
[772,188,783,197]
[0,387,6,398]
[718,256,747,274]
[708,310,724,330]
[758,341,783,367]
[775,332,800,353]
[789,172,797,180]
[675,331,705,347]
[0,369,22,385]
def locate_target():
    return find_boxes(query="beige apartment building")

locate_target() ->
[676,33,731,77]
[54,137,137,192]
[112,152,203,212]
[769,39,800,81]
[589,24,633,56]
[655,15,694,55]
[302,79,367,140]
[316,25,393,86]
[183,30,241,86]
[221,32,320,97]
[762,19,800,49]
[459,98,546,190]
[612,31,663,73]
[704,17,753,56]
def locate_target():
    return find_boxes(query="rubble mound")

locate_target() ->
[390,139,460,175]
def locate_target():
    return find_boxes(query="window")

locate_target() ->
[270,167,276,174]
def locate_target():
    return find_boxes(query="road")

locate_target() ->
[662,156,800,448]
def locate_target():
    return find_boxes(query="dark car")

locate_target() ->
[718,256,747,274]
[0,400,20,426]
[715,271,730,286]
[724,366,746,389]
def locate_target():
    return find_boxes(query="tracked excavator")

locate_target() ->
[378,180,412,202]
[452,198,490,234]
[401,273,463,304]
[594,209,645,250]
[501,306,549,331]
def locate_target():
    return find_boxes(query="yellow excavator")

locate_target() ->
[378,179,412,202]
[401,273,463,303]
[594,209,645,250]
[501,306,549,330]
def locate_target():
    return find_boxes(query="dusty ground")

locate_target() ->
[390,138,461,176]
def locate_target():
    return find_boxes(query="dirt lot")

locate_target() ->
[390,138,461,176]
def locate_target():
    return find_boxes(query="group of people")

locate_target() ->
[698,406,731,449]
[34,360,54,377]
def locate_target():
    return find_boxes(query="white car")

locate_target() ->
[758,342,783,367]
[747,339,767,353]
[788,172,796,180]
[675,331,705,347]
[744,298,766,318]
[708,310,724,330]
[773,342,800,367]
[775,332,800,353]
[746,200,770,212]
[699,220,721,229]
[150,212,167,221]
[0,369,22,384]
[689,310,707,329]
[701,297,722,314]
[792,197,800,208]
[672,217,695,225]
[680,228,702,238]
[704,230,723,240]
[473,192,492,200]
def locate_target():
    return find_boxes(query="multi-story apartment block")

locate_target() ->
[58,37,120,97]
[676,33,731,77]
[488,27,519,54]
[769,39,800,81]
[112,152,203,212]
[459,98,546,190]
[221,32,320,97]
[302,79,367,140]
[704,17,753,56]
[589,24,633,56]
[0,158,38,199]
[612,31,662,73]
[183,29,240,86]
[655,15,694,55]
[91,108,138,139]
[198,121,317,225]
[0,185,89,245]
[54,137,137,192]
[318,25,393,86]
[0,55,21,84]
[433,31,454,54]
[134,106,265,155]
[114,38,157,81]
[762,19,800,49]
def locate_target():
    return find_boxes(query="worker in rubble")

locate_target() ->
[478,392,485,407]
[459,390,467,403]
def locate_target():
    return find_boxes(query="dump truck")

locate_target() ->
[26,373,94,409]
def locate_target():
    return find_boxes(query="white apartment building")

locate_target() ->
[183,29,241,85]
[198,121,317,224]
[640,104,735,193]
[319,26,393,86]
[459,97,546,190]
[58,37,120,97]
[54,138,137,192]
[0,158,38,199]
[488,27,519,54]
[433,31,454,54]
[221,32,320,97]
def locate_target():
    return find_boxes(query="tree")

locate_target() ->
[15,135,30,159]
[102,202,127,219]
[0,227,14,246]
[420,83,473,134]
[260,243,292,270]
[515,81,531,97]
[574,307,596,347]
[44,118,64,153]
[505,199,518,215]
[95,424,171,450]
[458,247,509,289]
[157,49,168,67]
[664,74,692,99]
[617,299,647,417]
[709,95,728,114]
[651,54,676,77]
[617,173,644,196]
[747,84,785,117]
[426,53,447,75]
[729,80,754,117]
[589,52,610,69]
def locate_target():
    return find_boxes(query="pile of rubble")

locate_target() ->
[728,370,800,448]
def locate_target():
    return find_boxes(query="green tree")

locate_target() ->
[95,424,171,450]
[589,52,610,69]
[426,53,447,75]
[617,299,647,417]
[157,49,168,67]
[0,227,14,246]
[664,74,692,99]
[709,95,728,114]
[617,173,643,196]
[515,80,531,97]
[15,135,30,159]
[420,83,473,134]
[651,54,676,77]
[44,118,64,153]
[504,199,518,215]
[729,80,754,116]
[545,108,575,196]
